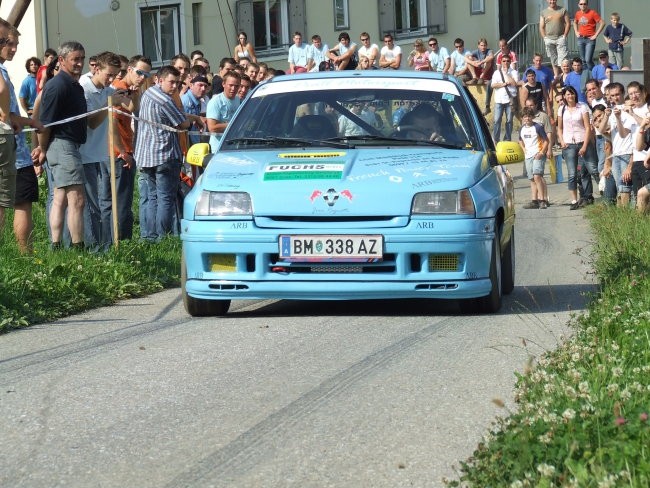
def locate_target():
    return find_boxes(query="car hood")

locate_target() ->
[199,148,489,216]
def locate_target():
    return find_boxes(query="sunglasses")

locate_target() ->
[429,42,437,46]
[135,69,151,78]
[360,37,369,41]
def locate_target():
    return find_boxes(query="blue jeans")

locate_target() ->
[611,154,633,193]
[82,162,102,249]
[563,141,598,197]
[492,102,513,142]
[578,37,596,70]
[141,160,179,240]
[595,135,617,202]
[99,158,136,244]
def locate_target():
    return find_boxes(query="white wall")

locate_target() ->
[0,1,38,116]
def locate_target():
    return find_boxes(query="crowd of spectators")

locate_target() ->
[0,2,647,255]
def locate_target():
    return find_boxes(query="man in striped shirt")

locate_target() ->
[133,65,203,240]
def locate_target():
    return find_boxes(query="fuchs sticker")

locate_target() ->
[264,163,344,181]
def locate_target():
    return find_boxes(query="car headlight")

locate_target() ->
[411,190,475,215]
[195,191,252,217]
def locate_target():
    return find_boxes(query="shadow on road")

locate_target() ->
[225,283,598,318]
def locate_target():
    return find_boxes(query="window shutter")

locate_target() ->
[377,0,395,37]
[288,0,306,38]
[427,0,447,34]
[236,0,254,41]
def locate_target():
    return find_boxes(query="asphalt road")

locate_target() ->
[0,162,597,488]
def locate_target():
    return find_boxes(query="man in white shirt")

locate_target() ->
[490,55,519,142]
[357,32,379,68]
[379,34,402,70]
[427,37,450,72]
[306,34,329,72]
[287,32,309,74]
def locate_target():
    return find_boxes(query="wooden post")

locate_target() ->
[107,96,119,248]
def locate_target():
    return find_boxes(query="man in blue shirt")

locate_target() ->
[591,50,618,82]
[565,57,590,103]
[527,53,554,94]
[206,70,241,152]
[181,73,209,145]
[19,56,39,117]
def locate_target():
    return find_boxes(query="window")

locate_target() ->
[334,0,349,30]
[236,0,305,55]
[470,0,484,15]
[395,0,426,35]
[137,2,184,66]
[378,0,446,40]
[192,3,201,45]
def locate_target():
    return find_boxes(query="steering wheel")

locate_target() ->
[394,125,432,139]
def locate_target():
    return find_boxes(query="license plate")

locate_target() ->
[279,235,383,262]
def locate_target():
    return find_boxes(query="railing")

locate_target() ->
[506,23,579,73]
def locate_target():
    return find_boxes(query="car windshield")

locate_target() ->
[221,75,481,151]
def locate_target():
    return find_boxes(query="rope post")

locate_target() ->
[107,97,119,248]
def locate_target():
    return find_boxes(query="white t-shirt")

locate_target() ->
[519,123,548,159]
[491,68,519,104]
[358,44,379,67]
[632,103,649,161]
[428,47,450,71]
[308,43,329,72]
[380,45,402,68]
[609,108,637,156]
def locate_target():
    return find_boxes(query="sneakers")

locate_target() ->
[539,200,549,209]
[523,200,540,209]
[570,200,581,210]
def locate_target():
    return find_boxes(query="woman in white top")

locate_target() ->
[557,85,598,209]
[234,31,257,64]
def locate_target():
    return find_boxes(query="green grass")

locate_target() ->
[446,205,650,487]
[0,177,181,333]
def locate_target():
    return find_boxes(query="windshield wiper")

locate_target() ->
[329,134,465,149]
[225,136,349,148]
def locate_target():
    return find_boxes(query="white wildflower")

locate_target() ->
[537,463,556,477]
[562,408,576,421]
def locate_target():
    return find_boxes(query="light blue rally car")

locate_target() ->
[181,71,523,316]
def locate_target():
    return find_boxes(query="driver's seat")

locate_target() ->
[291,115,337,140]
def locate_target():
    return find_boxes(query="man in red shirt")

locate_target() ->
[573,0,605,70]
[36,48,56,93]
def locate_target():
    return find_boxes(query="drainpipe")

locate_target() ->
[40,0,48,53]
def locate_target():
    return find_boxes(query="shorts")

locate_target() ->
[0,128,17,208]
[47,138,84,188]
[525,155,546,178]
[15,165,38,204]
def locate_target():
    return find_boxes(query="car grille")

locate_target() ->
[269,254,397,273]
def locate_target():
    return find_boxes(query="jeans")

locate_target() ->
[82,162,102,249]
[595,136,617,202]
[578,37,596,70]
[141,160,180,240]
[563,141,598,197]
[608,49,624,69]
[492,102,513,142]
[138,169,150,240]
[611,154,633,193]
[99,158,136,244]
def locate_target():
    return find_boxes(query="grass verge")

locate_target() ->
[446,205,650,487]
[0,193,181,333]
[447,207,650,488]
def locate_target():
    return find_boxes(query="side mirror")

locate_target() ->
[186,143,213,169]
[495,141,524,165]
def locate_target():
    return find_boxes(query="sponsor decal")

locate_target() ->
[277,152,346,159]
[264,163,344,181]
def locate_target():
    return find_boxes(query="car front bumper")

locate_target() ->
[181,217,496,301]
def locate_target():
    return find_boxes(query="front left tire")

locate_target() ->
[181,254,231,317]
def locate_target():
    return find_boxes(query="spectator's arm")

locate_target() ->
[593,18,606,40]
[563,11,571,37]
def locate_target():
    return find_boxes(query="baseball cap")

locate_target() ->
[598,50,608,58]
[525,68,535,76]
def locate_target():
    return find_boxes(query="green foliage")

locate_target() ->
[0,200,180,333]
[446,206,650,487]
